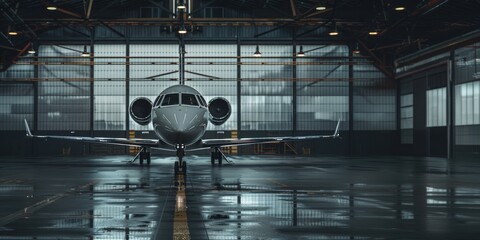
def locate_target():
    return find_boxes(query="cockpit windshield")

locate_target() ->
[153,95,164,108]
[161,93,179,106]
[181,93,199,106]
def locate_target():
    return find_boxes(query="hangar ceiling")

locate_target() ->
[1,0,480,73]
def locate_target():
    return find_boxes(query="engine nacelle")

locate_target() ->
[129,97,152,126]
[208,97,231,126]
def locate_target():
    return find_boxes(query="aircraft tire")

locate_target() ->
[211,153,215,165]
[182,161,187,174]
[174,161,179,174]
[139,154,144,165]
[218,155,222,166]
[146,152,151,165]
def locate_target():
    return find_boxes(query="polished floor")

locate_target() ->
[0,154,480,239]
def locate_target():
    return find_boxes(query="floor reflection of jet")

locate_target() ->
[24,84,340,174]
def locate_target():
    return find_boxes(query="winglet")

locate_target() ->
[333,119,341,137]
[24,119,33,137]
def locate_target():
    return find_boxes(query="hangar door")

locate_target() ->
[400,64,448,157]
[425,67,448,157]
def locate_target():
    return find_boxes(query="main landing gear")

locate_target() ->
[129,147,151,166]
[211,147,223,166]
[174,144,187,175]
[211,147,233,166]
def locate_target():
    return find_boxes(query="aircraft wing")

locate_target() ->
[201,119,341,148]
[24,119,175,152]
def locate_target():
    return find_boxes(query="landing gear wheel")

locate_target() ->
[146,152,151,165]
[218,155,222,166]
[139,152,144,165]
[182,161,187,174]
[211,153,215,165]
[174,161,179,174]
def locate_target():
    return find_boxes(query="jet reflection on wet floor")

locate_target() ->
[1,155,480,239]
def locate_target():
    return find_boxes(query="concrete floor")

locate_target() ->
[0,154,480,239]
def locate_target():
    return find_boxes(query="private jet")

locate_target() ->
[24,84,340,175]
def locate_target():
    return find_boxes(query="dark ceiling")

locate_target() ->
[1,0,480,73]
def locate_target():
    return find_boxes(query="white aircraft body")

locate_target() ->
[24,84,340,174]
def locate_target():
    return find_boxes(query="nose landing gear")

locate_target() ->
[175,144,187,175]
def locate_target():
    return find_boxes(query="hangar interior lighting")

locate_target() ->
[178,26,187,34]
[297,46,305,57]
[80,45,90,57]
[7,26,18,36]
[316,5,327,11]
[46,5,57,10]
[329,24,339,36]
[395,6,406,11]
[177,2,186,10]
[352,43,360,54]
[253,45,262,57]
[28,46,36,54]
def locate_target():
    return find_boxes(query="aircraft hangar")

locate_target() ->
[1,0,480,239]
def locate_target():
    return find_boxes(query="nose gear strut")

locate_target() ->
[174,144,187,175]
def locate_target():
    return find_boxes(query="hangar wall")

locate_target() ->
[397,38,480,160]
[0,38,396,156]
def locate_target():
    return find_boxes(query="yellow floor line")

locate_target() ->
[173,173,190,240]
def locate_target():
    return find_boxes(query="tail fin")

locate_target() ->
[24,119,33,137]
[333,119,341,137]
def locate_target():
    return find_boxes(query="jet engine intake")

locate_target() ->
[129,97,152,125]
[208,97,231,125]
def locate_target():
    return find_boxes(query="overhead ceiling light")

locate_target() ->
[253,45,262,57]
[329,23,339,36]
[315,6,327,11]
[328,28,339,36]
[395,6,406,11]
[7,26,18,36]
[28,47,36,54]
[80,45,90,57]
[177,2,186,10]
[368,30,379,36]
[352,43,360,54]
[178,26,187,34]
[297,46,305,57]
[46,5,57,10]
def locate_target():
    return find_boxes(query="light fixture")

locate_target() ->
[395,6,406,11]
[253,45,262,57]
[177,2,186,10]
[329,24,339,36]
[368,30,379,36]
[315,5,327,11]
[80,45,90,57]
[46,5,57,10]
[28,46,36,54]
[178,26,187,34]
[7,26,18,36]
[297,46,305,57]
[352,43,360,54]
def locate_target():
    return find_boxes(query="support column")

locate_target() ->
[33,49,38,132]
[292,29,297,137]
[89,27,95,136]
[125,26,131,141]
[348,42,354,155]
[447,51,456,162]
[236,34,241,132]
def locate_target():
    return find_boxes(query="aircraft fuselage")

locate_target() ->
[151,85,209,147]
